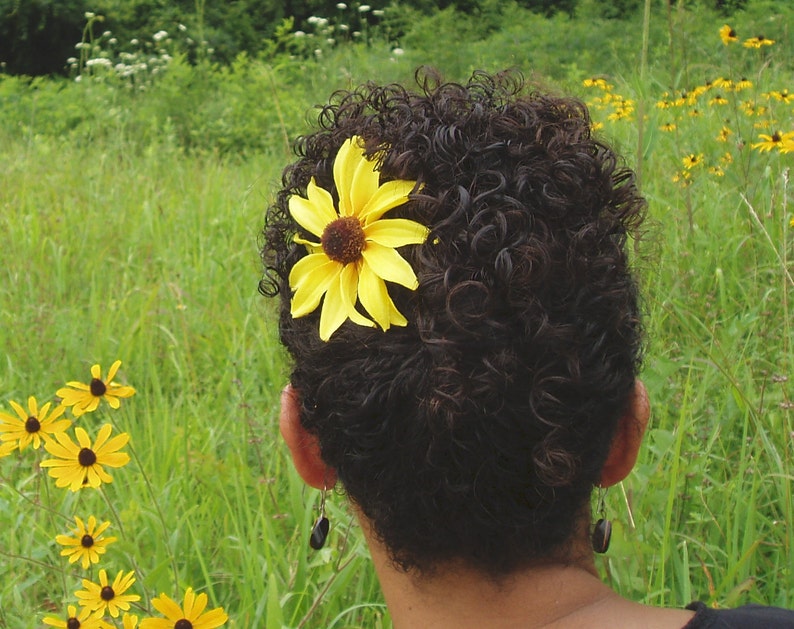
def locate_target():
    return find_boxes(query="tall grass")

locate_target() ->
[0,2,792,627]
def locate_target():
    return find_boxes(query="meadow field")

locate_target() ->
[0,1,792,627]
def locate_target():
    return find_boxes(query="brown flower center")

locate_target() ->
[175,620,193,629]
[321,216,366,265]
[78,448,97,467]
[771,132,782,143]
[67,618,81,629]
[100,585,115,601]
[25,416,41,433]
[81,534,95,548]
[90,378,107,397]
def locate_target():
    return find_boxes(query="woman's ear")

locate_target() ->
[599,380,650,488]
[280,384,337,489]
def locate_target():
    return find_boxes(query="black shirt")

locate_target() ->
[684,601,794,628]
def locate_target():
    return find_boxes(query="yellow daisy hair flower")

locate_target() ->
[139,587,229,629]
[288,135,429,341]
[75,569,141,618]
[42,604,111,629]
[57,360,136,417]
[41,423,130,491]
[56,515,117,569]
[0,396,71,450]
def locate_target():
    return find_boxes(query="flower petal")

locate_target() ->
[358,263,391,330]
[334,137,379,217]
[151,593,183,621]
[92,424,113,451]
[289,180,337,238]
[106,360,122,383]
[290,256,341,318]
[360,180,417,223]
[9,400,27,421]
[364,218,429,248]
[361,242,419,289]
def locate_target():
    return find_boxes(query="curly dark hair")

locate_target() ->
[260,68,646,576]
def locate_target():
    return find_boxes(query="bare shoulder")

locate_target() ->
[549,596,696,629]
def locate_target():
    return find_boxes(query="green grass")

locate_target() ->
[0,2,792,627]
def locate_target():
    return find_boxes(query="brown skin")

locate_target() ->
[280,382,695,629]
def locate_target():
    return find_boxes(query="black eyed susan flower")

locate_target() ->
[743,35,774,48]
[672,170,692,186]
[751,131,793,152]
[56,515,117,569]
[76,569,141,618]
[41,424,130,491]
[42,604,110,629]
[139,587,228,629]
[709,94,729,106]
[734,77,753,91]
[716,126,733,142]
[0,396,71,450]
[719,24,738,45]
[57,360,136,417]
[288,135,429,341]
[766,89,794,104]
[660,122,677,132]
[682,153,704,169]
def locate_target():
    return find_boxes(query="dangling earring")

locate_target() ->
[309,484,330,550]
[591,486,612,554]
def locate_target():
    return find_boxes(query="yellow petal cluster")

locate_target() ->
[288,136,428,340]
[57,360,136,417]
[140,587,228,629]
[41,423,131,491]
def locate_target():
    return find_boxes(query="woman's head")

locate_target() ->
[261,68,646,576]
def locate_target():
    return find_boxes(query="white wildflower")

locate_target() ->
[359,4,371,12]
[392,47,404,56]
[336,2,347,8]
[153,30,168,42]
[86,57,112,68]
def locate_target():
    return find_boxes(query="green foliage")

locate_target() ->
[0,0,89,75]
[0,1,793,625]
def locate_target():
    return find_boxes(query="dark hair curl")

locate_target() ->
[260,68,646,576]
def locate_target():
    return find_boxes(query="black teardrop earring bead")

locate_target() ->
[310,515,330,550]
[310,484,330,550]
[592,517,612,554]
